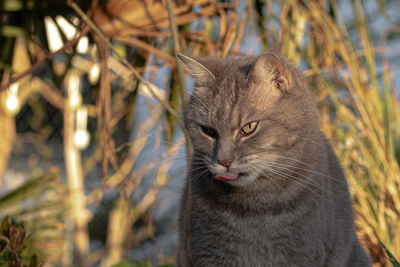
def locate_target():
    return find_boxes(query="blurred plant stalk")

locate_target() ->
[166,0,193,163]
[101,194,132,267]
[64,71,90,267]
[0,35,29,186]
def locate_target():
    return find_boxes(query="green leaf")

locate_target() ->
[113,42,127,60]
[112,262,134,267]
[0,171,58,211]
[0,218,9,235]
[2,0,24,11]
[166,75,180,144]
[112,260,153,267]
[2,0,35,11]
[379,241,400,267]
[0,25,26,37]
[2,250,11,261]
[0,62,11,71]
[376,0,390,19]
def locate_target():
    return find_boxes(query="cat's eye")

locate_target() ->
[240,121,258,135]
[200,125,218,138]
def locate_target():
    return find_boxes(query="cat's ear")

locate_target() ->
[249,52,290,93]
[177,54,215,85]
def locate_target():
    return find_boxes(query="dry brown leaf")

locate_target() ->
[91,0,216,37]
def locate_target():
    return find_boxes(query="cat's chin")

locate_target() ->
[215,172,258,187]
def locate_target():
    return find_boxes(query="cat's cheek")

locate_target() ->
[207,164,222,175]
[190,133,214,155]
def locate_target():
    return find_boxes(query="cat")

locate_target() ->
[176,52,372,267]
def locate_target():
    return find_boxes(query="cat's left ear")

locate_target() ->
[177,54,215,86]
[249,52,290,94]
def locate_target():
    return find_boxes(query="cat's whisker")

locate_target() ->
[255,165,331,222]
[254,162,342,208]
[286,132,326,148]
[257,159,326,181]
[254,163,324,210]
[190,164,208,171]
[254,160,320,189]
[251,165,289,195]
[242,147,348,185]
[254,159,328,188]
[257,163,325,194]
[270,155,348,185]
[190,167,210,182]
[191,161,212,172]
[255,163,326,201]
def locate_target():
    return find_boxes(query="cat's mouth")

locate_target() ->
[215,172,248,181]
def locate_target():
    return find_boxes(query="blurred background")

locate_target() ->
[0,0,399,266]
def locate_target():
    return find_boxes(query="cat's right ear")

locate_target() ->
[177,54,215,85]
[249,52,290,94]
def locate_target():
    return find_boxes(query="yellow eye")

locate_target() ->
[240,121,258,135]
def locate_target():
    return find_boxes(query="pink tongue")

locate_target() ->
[215,173,239,181]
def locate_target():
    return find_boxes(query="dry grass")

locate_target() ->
[0,0,399,266]
[263,1,400,265]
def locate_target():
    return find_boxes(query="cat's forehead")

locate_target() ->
[215,73,242,98]
[187,56,280,127]
[196,72,260,128]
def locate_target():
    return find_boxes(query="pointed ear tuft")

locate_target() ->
[249,52,290,93]
[177,54,215,85]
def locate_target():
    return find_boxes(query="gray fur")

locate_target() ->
[177,52,372,267]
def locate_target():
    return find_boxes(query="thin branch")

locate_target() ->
[67,0,185,130]
[0,27,90,92]
[116,36,176,64]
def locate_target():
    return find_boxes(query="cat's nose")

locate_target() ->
[217,159,233,168]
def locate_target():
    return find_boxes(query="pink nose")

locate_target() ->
[217,160,232,168]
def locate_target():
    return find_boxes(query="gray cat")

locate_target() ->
[176,52,372,267]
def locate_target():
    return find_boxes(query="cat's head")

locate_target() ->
[179,52,319,188]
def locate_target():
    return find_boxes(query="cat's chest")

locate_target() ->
[190,199,324,266]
